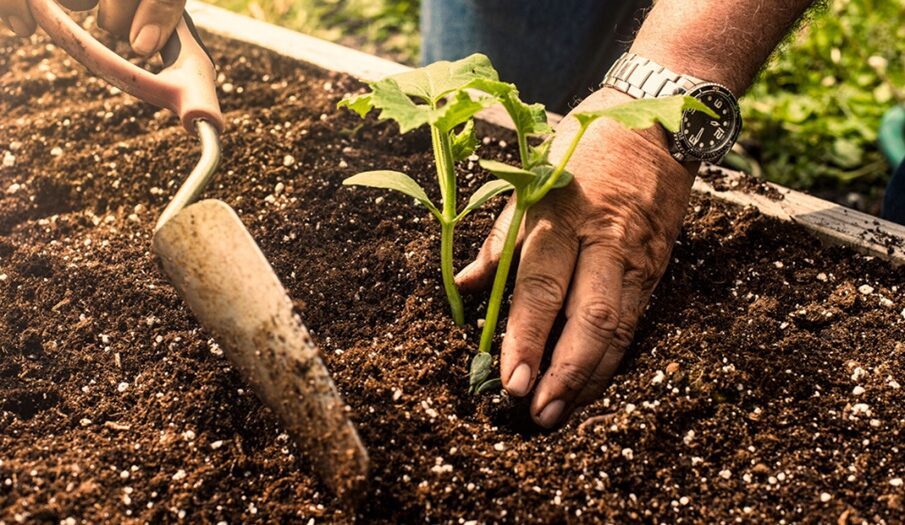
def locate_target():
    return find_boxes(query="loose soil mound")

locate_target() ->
[1,29,903,524]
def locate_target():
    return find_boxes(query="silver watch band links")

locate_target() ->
[602,52,701,99]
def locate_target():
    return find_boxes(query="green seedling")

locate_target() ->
[467,94,718,393]
[338,54,531,326]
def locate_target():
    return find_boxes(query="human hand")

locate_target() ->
[457,88,696,429]
[1,0,186,56]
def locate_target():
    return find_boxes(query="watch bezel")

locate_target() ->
[671,82,742,163]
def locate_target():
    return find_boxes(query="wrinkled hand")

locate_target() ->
[457,88,696,429]
[1,0,186,56]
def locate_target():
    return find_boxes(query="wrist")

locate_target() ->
[553,87,698,189]
[577,87,699,178]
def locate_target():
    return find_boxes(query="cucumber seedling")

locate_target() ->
[467,94,718,393]
[338,54,526,326]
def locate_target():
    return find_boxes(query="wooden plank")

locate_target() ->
[694,169,905,265]
[187,1,905,266]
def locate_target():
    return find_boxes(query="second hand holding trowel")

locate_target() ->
[27,0,368,501]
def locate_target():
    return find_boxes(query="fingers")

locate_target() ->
[455,197,523,294]
[0,0,36,37]
[573,279,649,407]
[530,242,624,428]
[97,0,140,38]
[499,210,578,399]
[129,0,186,56]
[58,0,99,11]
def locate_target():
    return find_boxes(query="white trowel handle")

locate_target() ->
[28,0,224,133]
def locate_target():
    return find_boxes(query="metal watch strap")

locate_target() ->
[602,52,701,99]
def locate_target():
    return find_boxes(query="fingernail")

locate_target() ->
[455,260,478,282]
[8,16,30,37]
[506,363,532,397]
[131,24,161,56]
[537,399,565,429]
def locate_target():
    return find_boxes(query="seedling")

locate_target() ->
[338,54,717,393]
[338,54,524,325]
[467,94,718,393]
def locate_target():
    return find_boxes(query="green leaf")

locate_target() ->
[450,120,478,162]
[389,53,499,104]
[457,179,514,221]
[468,79,552,137]
[574,95,718,133]
[531,165,574,191]
[343,170,440,217]
[527,140,552,168]
[369,78,431,133]
[468,352,493,394]
[479,159,538,189]
[430,91,493,133]
[474,377,502,394]
[337,92,374,117]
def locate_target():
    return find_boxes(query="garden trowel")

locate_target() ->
[28,0,368,502]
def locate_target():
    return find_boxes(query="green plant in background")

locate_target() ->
[208,0,420,63]
[338,54,511,326]
[740,0,905,193]
[466,95,715,393]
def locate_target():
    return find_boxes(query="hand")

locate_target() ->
[1,0,186,56]
[457,88,696,428]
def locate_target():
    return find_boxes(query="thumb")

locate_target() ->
[455,197,524,294]
[129,0,186,56]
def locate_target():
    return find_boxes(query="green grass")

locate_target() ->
[207,0,420,63]
[212,0,904,195]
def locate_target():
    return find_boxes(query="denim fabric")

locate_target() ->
[882,161,905,224]
[420,0,651,113]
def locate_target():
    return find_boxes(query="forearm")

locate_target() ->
[631,0,817,94]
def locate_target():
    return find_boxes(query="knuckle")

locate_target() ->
[517,273,566,311]
[575,300,620,340]
[612,319,636,350]
[148,0,185,9]
[549,361,593,394]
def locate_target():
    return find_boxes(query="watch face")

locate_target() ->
[675,83,742,163]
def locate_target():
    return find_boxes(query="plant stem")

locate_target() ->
[477,195,527,354]
[529,122,590,204]
[431,124,465,325]
[440,220,465,325]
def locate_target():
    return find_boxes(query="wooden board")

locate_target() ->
[186,1,905,266]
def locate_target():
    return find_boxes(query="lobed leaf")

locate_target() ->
[390,53,499,104]
[451,120,479,163]
[430,91,494,133]
[468,79,552,138]
[457,179,514,221]
[343,170,440,218]
[479,159,538,189]
[526,140,552,168]
[337,92,374,118]
[573,95,718,133]
[369,78,431,134]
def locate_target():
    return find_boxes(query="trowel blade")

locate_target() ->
[151,198,368,502]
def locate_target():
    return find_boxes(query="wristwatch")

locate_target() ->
[601,52,742,163]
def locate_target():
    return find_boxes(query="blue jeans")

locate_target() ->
[883,162,905,224]
[421,0,651,113]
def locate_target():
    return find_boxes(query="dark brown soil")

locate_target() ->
[2,28,904,525]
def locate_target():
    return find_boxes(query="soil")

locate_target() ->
[1,28,904,525]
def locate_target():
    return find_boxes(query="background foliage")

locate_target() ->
[210,0,905,206]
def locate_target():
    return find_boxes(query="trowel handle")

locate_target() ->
[27,0,224,133]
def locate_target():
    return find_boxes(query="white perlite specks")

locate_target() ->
[820,492,832,502]
[172,469,187,481]
[858,284,874,295]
